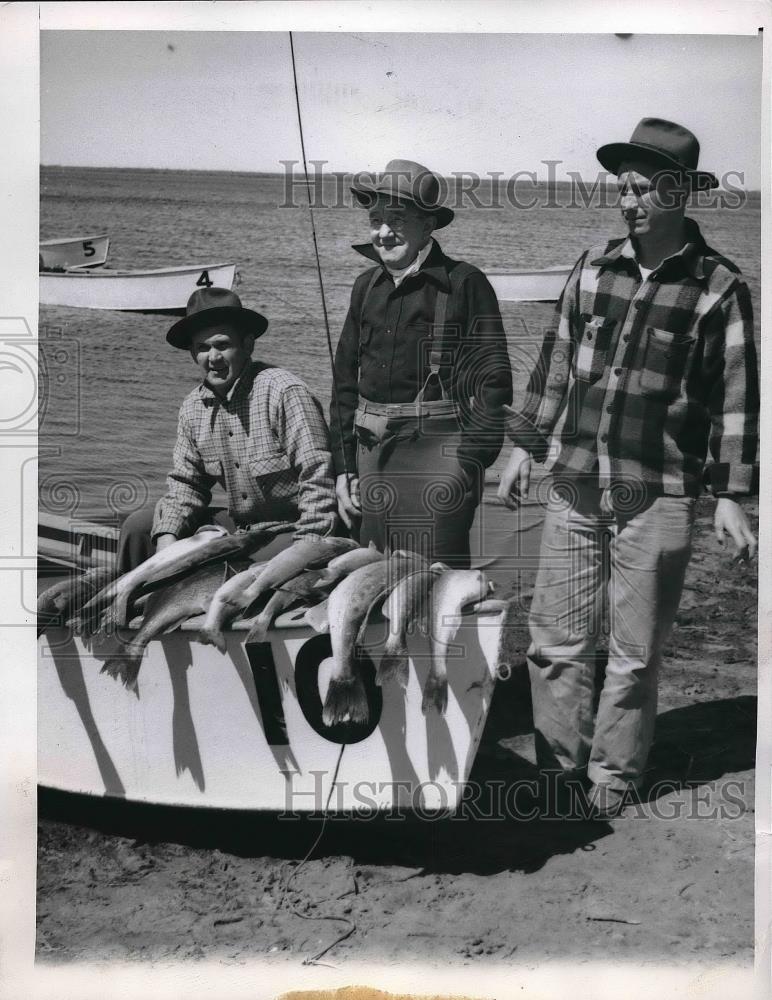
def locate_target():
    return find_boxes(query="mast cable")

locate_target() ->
[288,31,354,499]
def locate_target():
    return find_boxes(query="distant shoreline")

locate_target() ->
[39,164,761,197]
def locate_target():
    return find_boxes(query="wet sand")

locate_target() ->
[37,496,757,967]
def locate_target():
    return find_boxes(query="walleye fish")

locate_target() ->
[424,568,493,716]
[198,535,358,651]
[378,564,444,688]
[303,547,411,636]
[74,525,269,634]
[322,552,421,727]
[101,560,246,692]
[37,566,116,638]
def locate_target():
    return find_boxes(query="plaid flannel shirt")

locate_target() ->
[152,361,338,541]
[506,219,759,498]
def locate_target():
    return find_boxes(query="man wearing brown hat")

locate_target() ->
[116,287,338,571]
[330,158,513,566]
[497,119,759,817]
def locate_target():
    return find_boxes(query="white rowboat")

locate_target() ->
[488,266,572,303]
[39,234,110,270]
[39,262,237,312]
[38,605,505,813]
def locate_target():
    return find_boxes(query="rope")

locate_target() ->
[288,32,354,492]
[276,742,355,967]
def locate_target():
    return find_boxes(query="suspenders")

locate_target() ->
[357,260,476,399]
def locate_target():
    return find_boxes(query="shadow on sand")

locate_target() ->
[38,691,755,878]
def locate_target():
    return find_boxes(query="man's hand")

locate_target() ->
[497,447,531,509]
[336,473,361,529]
[155,533,177,552]
[715,498,757,562]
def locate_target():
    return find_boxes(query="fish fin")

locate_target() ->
[277,569,325,595]
[304,598,330,633]
[356,581,399,646]
[376,650,409,688]
[197,625,227,654]
[422,673,449,715]
[101,645,144,691]
[367,540,379,551]
[244,619,270,645]
[244,591,292,644]
[322,674,369,727]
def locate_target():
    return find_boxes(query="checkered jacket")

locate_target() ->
[506,219,759,497]
[152,362,338,540]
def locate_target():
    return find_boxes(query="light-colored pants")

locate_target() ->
[527,485,696,790]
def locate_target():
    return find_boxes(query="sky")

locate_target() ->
[41,30,762,186]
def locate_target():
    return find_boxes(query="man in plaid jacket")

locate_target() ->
[498,119,759,818]
[116,287,338,572]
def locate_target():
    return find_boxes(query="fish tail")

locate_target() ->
[322,674,369,727]
[101,645,144,691]
[421,672,448,716]
[244,614,270,645]
[377,648,409,688]
[197,624,227,654]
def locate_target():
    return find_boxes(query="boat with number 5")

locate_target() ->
[39,262,237,313]
[39,233,110,270]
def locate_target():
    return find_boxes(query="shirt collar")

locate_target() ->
[197,358,258,407]
[352,237,451,291]
[590,217,709,283]
[386,238,434,287]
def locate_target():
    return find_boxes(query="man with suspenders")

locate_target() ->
[330,159,513,567]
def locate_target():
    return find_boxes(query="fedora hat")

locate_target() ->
[351,158,454,228]
[167,287,268,350]
[596,117,718,191]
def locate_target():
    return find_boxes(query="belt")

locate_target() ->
[357,397,457,419]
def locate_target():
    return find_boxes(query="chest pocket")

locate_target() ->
[639,326,696,399]
[250,452,297,500]
[574,315,616,383]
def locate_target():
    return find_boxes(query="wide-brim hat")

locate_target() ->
[351,158,455,228]
[596,117,718,191]
[167,287,268,349]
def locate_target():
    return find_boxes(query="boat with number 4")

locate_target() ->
[487,266,572,303]
[39,234,110,270]
[39,262,237,313]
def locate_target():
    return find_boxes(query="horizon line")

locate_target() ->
[39,163,761,194]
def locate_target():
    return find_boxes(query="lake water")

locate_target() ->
[39,166,761,524]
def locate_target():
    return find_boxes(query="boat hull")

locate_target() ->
[488,267,572,303]
[38,607,504,813]
[39,263,236,312]
[39,234,110,270]
[38,511,118,572]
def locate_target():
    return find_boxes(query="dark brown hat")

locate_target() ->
[596,117,718,191]
[166,287,268,349]
[351,158,454,228]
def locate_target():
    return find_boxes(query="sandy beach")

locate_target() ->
[37,495,757,967]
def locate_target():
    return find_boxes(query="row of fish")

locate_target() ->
[38,528,505,726]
